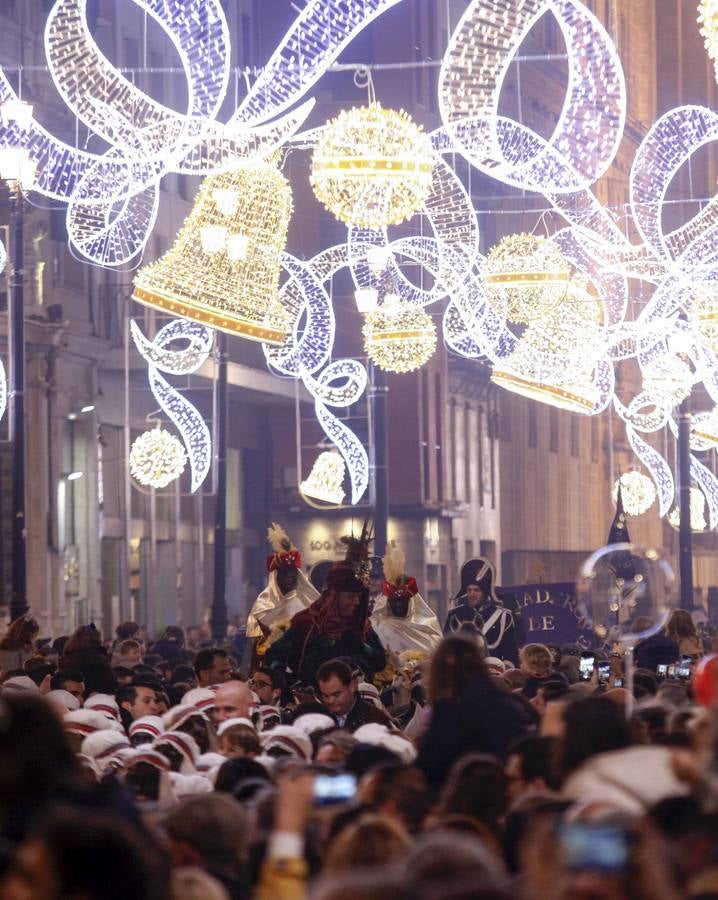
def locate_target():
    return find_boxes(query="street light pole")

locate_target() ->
[210,331,228,642]
[677,396,694,611]
[9,183,26,619]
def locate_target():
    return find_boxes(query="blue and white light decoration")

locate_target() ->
[8,0,718,518]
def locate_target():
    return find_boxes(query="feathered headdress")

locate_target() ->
[266,522,302,572]
[325,520,374,591]
[382,541,418,599]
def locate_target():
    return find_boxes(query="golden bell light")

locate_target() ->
[300,451,346,506]
[132,160,293,345]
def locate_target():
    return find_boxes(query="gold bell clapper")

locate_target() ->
[132,160,293,345]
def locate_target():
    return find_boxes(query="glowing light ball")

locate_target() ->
[484,234,571,324]
[130,429,187,489]
[311,103,434,227]
[611,472,657,517]
[363,302,437,373]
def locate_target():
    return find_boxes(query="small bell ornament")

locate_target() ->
[133,160,293,344]
[300,451,346,505]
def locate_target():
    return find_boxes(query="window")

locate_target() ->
[477,406,485,508]
[435,373,443,502]
[528,402,538,448]
[591,416,599,462]
[570,416,579,458]
[549,407,559,453]
[464,404,471,502]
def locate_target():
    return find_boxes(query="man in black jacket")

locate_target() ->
[317,659,390,732]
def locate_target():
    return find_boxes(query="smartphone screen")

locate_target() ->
[657,664,668,678]
[614,677,624,688]
[559,824,630,873]
[597,662,611,685]
[579,656,595,681]
[314,773,357,806]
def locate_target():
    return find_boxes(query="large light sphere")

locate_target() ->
[484,234,571,324]
[130,429,187,489]
[363,302,437,374]
[311,103,434,227]
[612,471,657,516]
[668,487,707,532]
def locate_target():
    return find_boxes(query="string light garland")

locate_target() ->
[130,429,187,489]
[311,103,434,227]
[612,471,657,516]
[363,302,437,373]
[300,451,347,505]
[133,161,292,343]
[484,234,571,324]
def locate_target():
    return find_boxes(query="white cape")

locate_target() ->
[371,592,443,654]
[246,570,319,639]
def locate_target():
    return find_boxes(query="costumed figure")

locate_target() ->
[444,558,520,664]
[246,524,318,640]
[371,543,443,654]
[266,522,386,685]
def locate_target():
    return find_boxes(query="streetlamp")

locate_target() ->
[0,101,35,619]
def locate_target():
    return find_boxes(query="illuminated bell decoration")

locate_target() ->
[611,472,657,517]
[363,302,437,374]
[300,451,346,505]
[132,161,292,344]
[130,429,187,489]
[689,285,718,354]
[484,234,571,324]
[699,0,718,81]
[311,103,434,227]
[668,487,707,532]
[642,355,694,406]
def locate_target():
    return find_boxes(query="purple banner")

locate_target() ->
[506,583,595,649]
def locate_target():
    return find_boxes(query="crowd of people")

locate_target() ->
[0,524,717,899]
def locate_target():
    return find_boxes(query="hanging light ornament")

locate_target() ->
[642,355,694,407]
[363,301,437,373]
[133,161,292,344]
[688,284,718,353]
[611,471,657,516]
[300,451,346,505]
[130,429,187,489]
[699,0,718,81]
[311,103,434,227]
[692,407,718,450]
[484,234,571,324]
[668,487,708,532]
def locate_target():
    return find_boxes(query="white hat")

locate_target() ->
[217,716,255,737]
[64,709,124,737]
[163,704,208,732]
[2,676,39,693]
[182,687,216,710]
[292,713,335,738]
[129,715,164,742]
[353,723,417,764]
[46,689,81,711]
[85,693,121,721]
[357,682,384,710]
[154,731,200,774]
[196,752,226,774]
[170,772,213,797]
[485,657,507,674]
[261,725,312,761]
[81,730,131,771]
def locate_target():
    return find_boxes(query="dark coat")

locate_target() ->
[341,697,392,733]
[416,672,529,786]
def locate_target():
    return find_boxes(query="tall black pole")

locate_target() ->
[678,396,693,611]
[9,186,26,620]
[210,332,228,642]
[370,363,389,558]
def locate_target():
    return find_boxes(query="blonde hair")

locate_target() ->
[323,814,411,873]
[520,643,553,676]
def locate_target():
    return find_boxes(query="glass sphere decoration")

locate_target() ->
[130,429,187,489]
[611,471,657,516]
[311,103,434,227]
[363,302,437,373]
[668,487,707,532]
[484,233,571,324]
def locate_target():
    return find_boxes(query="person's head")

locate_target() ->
[520,644,553,678]
[214,756,270,797]
[665,609,698,641]
[249,667,282,706]
[437,754,508,831]
[23,662,55,693]
[2,807,168,899]
[556,696,631,780]
[162,794,248,876]
[318,659,356,717]
[117,639,143,664]
[157,625,185,647]
[464,583,485,608]
[213,680,252,723]
[387,590,411,619]
[115,621,141,643]
[116,683,161,721]
[276,563,299,597]
[316,730,357,766]
[336,590,362,619]
[360,762,430,833]
[218,722,261,759]
[0,616,39,651]
[194,649,231,687]
[504,736,558,803]
[324,814,411,873]
[428,635,490,704]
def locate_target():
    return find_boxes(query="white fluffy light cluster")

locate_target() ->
[130,430,187,489]
[363,303,437,373]
[612,472,657,517]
